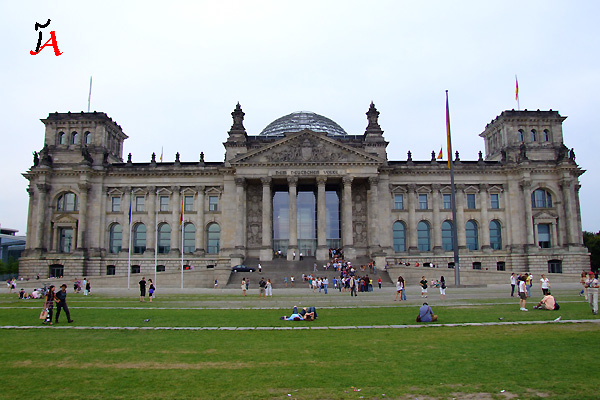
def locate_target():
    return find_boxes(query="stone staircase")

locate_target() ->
[226,256,393,289]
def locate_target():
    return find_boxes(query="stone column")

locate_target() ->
[287,177,298,261]
[26,187,35,250]
[367,177,380,254]
[432,184,443,254]
[561,180,577,246]
[480,184,491,251]
[122,188,132,253]
[407,184,418,253]
[456,185,466,249]
[76,183,90,250]
[170,187,181,253]
[260,177,273,261]
[235,178,246,251]
[341,176,354,258]
[316,176,328,260]
[147,186,156,253]
[520,181,534,247]
[35,183,49,250]
[196,185,205,254]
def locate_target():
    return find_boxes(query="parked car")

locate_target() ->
[232,265,256,273]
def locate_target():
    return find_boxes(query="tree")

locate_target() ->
[583,231,600,271]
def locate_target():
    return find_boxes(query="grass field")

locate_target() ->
[1,291,598,399]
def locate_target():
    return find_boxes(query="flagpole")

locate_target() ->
[87,76,92,112]
[127,189,132,290]
[446,90,460,286]
[181,191,184,290]
[154,189,158,287]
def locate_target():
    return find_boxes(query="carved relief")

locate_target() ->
[264,135,352,163]
[246,183,263,247]
[352,181,368,246]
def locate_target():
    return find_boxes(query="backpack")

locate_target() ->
[554,302,560,310]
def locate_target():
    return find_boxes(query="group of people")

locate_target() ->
[138,277,156,302]
[281,305,318,321]
[41,284,74,325]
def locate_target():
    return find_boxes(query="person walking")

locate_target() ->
[378,277,382,289]
[395,276,403,301]
[580,271,588,299]
[540,274,551,296]
[519,276,529,311]
[510,273,516,297]
[419,276,428,298]
[55,284,73,323]
[148,279,155,302]
[139,277,147,302]
[42,285,56,325]
[400,276,407,300]
[83,278,88,295]
[584,271,599,315]
[258,277,267,298]
[439,276,446,300]
[85,279,91,296]
[241,278,247,296]
[266,279,273,297]
[350,276,357,297]
[525,273,533,297]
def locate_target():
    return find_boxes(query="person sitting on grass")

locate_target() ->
[533,292,559,310]
[416,302,438,322]
[299,306,318,320]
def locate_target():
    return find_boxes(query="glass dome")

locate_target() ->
[259,111,347,137]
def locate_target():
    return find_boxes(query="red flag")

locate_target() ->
[437,147,443,160]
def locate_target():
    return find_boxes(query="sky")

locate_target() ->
[1,1,599,235]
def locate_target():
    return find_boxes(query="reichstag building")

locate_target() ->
[19,103,589,281]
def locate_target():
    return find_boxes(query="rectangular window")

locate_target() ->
[418,194,428,210]
[394,194,403,210]
[131,265,141,274]
[472,262,482,270]
[159,196,169,212]
[496,261,506,271]
[135,196,145,212]
[111,197,121,212]
[490,193,499,209]
[467,194,476,209]
[184,195,194,212]
[443,194,452,210]
[538,224,551,248]
[209,196,219,211]
[106,265,116,275]
[548,260,562,273]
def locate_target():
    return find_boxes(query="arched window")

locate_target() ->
[157,223,171,254]
[466,220,479,250]
[518,129,524,142]
[531,189,553,208]
[84,131,92,144]
[392,221,406,252]
[57,192,78,211]
[417,221,430,252]
[543,129,550,142]
[71,131,80,145]
[133,223,146,254]
[109,224,122,253]
[530,129,537,142]
[58,131,66,145]
[489,220,502,250]
[442,220,454,251]
[183,223,196,253]
[207,223,220,254]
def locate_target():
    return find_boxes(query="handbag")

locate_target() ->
[39,309,48,320]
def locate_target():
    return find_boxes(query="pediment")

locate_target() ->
[230,130,384,165]
[52,214,78,224]
[464,185,480,193]
[532,210,558,220]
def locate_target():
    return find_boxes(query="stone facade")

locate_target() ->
[19,105,589,283]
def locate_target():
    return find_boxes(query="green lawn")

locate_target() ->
[1,293,597,399]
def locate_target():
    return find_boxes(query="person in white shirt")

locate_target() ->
[540,274,551,296]
[584,271,599,315]
[518,276,528,311]
[510,273,517,297]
